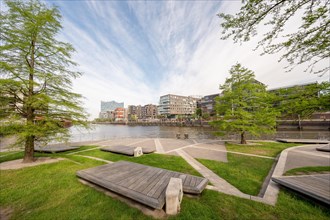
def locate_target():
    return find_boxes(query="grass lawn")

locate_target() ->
[0,152,24,163]
[1,155,329,219]
[226,142,299,157]
[198,153,274,195]
[284,166,330,176]
[76,149,201,176]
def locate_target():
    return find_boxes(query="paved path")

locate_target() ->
[74,155,113,164]
[176,149,249,198]
[154,139,165,153]
[283,145,330,173]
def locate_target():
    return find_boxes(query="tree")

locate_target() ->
[211,64,278,144]
[0,0,88,162]
[219,0,330,75]
[272,81,330,120]
[195,108,202,118]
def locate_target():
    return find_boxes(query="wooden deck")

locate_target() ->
[101,145,155,155]
[316,144,330,152]
[276,139,330,144]
[272,174,330,205]
[77,161,208,209]
[34,146,80,153]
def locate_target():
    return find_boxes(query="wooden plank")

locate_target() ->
[34,146,79,153]
[77,171,162,209]
[121,167,153,188]
[141,169,167,195]
[131,168,160,192]
[272,174,330,205]
[136,169,164,193]
[184,175,192,186]
[285,176,329,190]
[276,139,329,144]
[76,161,209,209]
[147,171,172,197]
[107,166,147,183]
[316,145,330,152]
[190,176,197,187]
[152,171,177,198]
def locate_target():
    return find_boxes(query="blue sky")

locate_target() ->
[42,0,329,119]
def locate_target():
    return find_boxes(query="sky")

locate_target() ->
[40,0,329,119]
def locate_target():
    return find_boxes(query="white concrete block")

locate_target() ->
[133,147,143,157]
[165,177,183,215]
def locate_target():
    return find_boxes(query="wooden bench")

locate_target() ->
[316,144,330,152]
[77,161,208,209]
[272,174,330,205]
[34,146,80,153]
[101,145,155,156]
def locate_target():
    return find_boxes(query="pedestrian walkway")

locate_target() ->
[74,155,113,164]
[176,149,248,198]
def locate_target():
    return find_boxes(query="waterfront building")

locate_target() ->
[158,94,200,117]
[99,100,124,119]
[114,107,125,122]
[136,105,143,119]
[200,94,220,116]
[127,105,137,121]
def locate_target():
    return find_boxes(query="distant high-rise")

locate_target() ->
[99,101,124,118]
[101,101,124,112]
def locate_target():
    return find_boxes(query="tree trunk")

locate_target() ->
[23,135,35,162]
[23,38,36,163]
[240,131,247,144]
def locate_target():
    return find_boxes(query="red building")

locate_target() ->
[114,107,125,122]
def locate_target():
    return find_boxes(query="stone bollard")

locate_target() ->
[184,133,189,139]
[165,177,183,215]
[133,147,143,157]
[176,133,181,139]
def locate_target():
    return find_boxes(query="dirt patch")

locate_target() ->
[0,157,64,170]
[0,207,14,220]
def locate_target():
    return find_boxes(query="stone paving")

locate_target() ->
[284,145,330,173]
[183,147,227,162]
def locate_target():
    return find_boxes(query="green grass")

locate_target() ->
[1,158,329,219]
[284,166,330,176]
[77,149,201,176]
[0,151,22,156]
[226,142,299,157]
[0,152,25,163]
[198,153,274,195]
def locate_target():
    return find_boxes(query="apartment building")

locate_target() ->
[142,104,158,119]
[200,94,220,116]
[158,94,200,116]
[114,107,125,122]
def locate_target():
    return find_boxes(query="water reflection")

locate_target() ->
[70,124,330,142]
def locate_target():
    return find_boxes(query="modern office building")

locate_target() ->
[200,94,220,116]
[99,101,124,119]
[158,94,200,117]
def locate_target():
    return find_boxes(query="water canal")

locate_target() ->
[70,124,330,142]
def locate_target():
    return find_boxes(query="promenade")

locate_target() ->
[66,138,329,205]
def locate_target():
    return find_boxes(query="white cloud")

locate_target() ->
[51,1,328,119]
